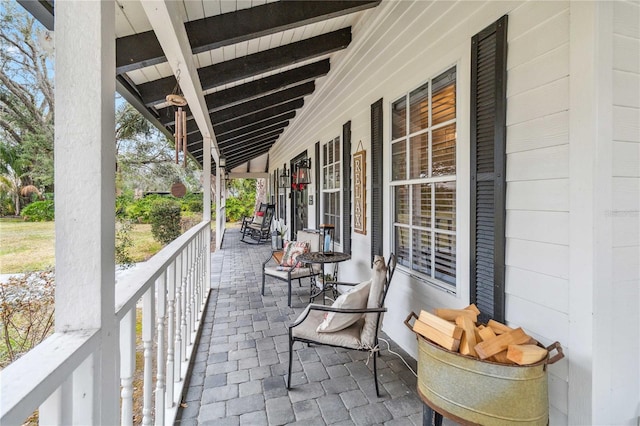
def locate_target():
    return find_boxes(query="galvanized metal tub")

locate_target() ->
[405,312,563,426]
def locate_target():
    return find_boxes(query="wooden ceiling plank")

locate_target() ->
[218,120,289,144]
[216,111,296,139]
[213,98,303,133]
[115,1,377,73]
[138,27,350,106]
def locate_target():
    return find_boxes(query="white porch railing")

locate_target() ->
[0,220,211,425]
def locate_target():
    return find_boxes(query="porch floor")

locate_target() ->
[176,226,424,426]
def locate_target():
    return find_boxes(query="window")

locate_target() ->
[391,67,457,286]
[322,136,341,244]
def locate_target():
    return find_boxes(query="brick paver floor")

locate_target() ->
[176,226,425,426]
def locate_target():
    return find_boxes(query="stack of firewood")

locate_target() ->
[412,304,548,365]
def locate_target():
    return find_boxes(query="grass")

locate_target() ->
[0,219,162,274]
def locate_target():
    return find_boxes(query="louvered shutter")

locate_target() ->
[470,16,508,324]
[371,98,383,264]
[342,121,352,255]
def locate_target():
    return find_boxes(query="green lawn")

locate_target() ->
[0,219,162,274]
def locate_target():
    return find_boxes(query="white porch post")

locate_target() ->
[54,0,118,424]
[216,168,224,249]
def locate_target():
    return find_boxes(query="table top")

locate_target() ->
[297,251,351,264]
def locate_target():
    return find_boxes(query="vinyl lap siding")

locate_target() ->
[611,0,640,417]
[504,2,570,423]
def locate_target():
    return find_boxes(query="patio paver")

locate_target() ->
[176,226,426,425]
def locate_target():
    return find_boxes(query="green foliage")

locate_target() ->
[20,200,54,221]
[116,190,134,219]
[149,199,181,245]
[224,196,255,222]
[125,194,164,223]
[180,192,203,213]
[115,218,134,267]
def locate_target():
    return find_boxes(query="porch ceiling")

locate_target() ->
[20,0,381,176]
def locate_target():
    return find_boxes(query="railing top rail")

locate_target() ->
[0,329,100,425]
[115,220,210,319]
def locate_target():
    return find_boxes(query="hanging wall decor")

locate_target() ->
[353,141,366,235]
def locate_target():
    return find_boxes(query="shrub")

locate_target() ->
[126,194,163,223]
[0,269,55,367]
[180,193,203,213]
[115,218,134,268]
[21,199,54,221]
[224,196,254,222]
[150,199,181,245]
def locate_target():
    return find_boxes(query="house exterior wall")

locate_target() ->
[269,1,638,423]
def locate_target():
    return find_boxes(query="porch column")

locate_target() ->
[54,0,118,423]
[216,167,224,249]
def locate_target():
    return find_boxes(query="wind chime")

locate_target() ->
[166,69,188,168]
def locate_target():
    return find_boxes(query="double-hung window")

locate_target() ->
[391,66,457,287]
[322,136,341,244]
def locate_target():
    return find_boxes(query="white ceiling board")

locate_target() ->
[251,0,267,6]
[236,0,253,12]
[222,45,236,62]
[118,1,153,33]
[202,0,222,16]
[235,41,248,58]
[126,69,147,86]
[183,0,205,21]
[246,37,261,55]
[220,1,237,14]
[114,2,135,37]
[258,34,273,51]
[196,51,214,68]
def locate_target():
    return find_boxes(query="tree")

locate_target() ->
[0,4,54,194]
[0,143,27,214]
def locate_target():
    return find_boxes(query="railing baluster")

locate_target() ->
[180,249,188,361]
[119,309,135,426]
[185,242,193,345]
[166,261,176,408]
[39,378,71,425]
[175,252,183,377]
[72,352,94,424]
[154,272,166,426]
[142,286,155,425]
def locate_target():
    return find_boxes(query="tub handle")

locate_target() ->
[404,312,418,332]
[546,341,564,365]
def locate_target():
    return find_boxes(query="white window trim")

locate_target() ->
[387,52,471,300]
[322,135,342,246]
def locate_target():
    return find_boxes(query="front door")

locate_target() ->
[290,152,309,239]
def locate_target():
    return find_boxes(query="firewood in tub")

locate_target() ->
[418,310,463,340]
[489,350,516,364]
[476,325,497,342]
[474,327,532,360]
[434,308,477,323]
[465,303,481,316]
[487,319,512,335]
[506,344,548,365]
[455,315,478,357]
[412,317,461,352]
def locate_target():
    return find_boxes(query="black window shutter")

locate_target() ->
[371,98,383,265]
[315,141,320,227]
[470,16,508,324]
[342,121,352,255]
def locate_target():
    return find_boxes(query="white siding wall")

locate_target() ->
[504,2,570,423]
[609,0,640,421]
[268,1,637,423]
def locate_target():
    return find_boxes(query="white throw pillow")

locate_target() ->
[316,280,371,333]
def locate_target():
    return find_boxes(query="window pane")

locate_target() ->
[394,185,409,224]
[412,229,431,275]
[323,167,328,190]
[334,138,340,163]
[409,133,429,179]
[392,141,406,181]
[412,184,431,228]
[323,144,328,166]
[395,226,410,268]
[409,82,429,133]
[392,97,407,139]
[335,165,340,188]
[435,181,455,232]
[333,192,341,244]
[434,233,456,285]
[432,124,456,176]
[432,67,456,126]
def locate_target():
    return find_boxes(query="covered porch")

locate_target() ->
[177,227,422,425]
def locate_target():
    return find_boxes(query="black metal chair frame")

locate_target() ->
[287,254,397,397]
[241,203,275,244]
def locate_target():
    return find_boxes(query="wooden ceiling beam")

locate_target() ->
[225,146,273,170]
[137,27,351,106]
[216,111,296,139]
[116,2,377,73]
[155,59,328,118]
[213,99,303,135]
[218,121,289,145]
